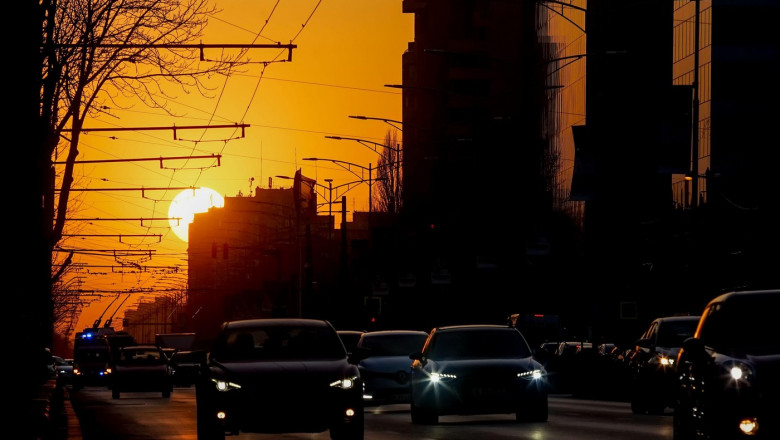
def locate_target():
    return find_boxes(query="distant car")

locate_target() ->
[110,345,173,399]
[196,318,364,440]
[170,350,204,387]
[628,315,700,414]
[352,330,428,405]
[54,356,74,386]
[673,289,780,440]
[546,340,590,393]
[409,324,549,424]
[337,330,365,354]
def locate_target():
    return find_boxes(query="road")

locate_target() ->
[70,386,673,440]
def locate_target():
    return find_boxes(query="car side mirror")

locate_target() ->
[680,337,708,363]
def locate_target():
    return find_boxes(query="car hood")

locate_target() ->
[359,355,412,373]
[656,346,682,358]
[423,357,543,375]
[210,358,356,385]
[713,352,780,372]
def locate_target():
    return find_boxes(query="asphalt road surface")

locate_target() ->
[70,387,673,440]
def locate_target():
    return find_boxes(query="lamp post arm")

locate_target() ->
[348,115,403,132]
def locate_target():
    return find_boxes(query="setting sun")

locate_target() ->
[168,188,225,242]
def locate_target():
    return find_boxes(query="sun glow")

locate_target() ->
[168,188,225,242]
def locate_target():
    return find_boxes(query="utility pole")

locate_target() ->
[691,0,700,207]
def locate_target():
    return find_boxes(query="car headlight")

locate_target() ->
[722,361,753,383]
[649,354,674,367]
[429,372,457,383]
[330,376,359,389]
[211,378,242,391]
[518,369,544,380]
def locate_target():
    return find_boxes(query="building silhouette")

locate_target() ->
[120,1,779,345]
[398,0,552,326]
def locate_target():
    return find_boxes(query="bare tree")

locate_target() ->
[373,129,402,213]
[41,0,253,326]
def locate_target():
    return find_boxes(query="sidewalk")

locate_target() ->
[25,379,83,440]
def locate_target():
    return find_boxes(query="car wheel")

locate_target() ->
[112,389,120,399]
[672,407,695,440]
[410,402,438,425]
[630,388,649,415]
[196,386,225,440]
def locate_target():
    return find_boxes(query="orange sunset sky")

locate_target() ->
[62,1,414,338]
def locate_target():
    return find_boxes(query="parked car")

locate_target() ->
[54,356,74,386]
[196,318,364,440]
[628,315,700,414]
[673,289,780,440]
[409,324,549,425]
[352,329,428,405]
[110,345,173,399]
[337,330,365,354]
[170,350,204,387]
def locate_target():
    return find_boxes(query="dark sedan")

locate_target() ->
[353,329,428,405]
[674,289,780,440]
[628,315,700,414]
[110,345,173,399]
[196,318,364,440]
[409,324,549,425]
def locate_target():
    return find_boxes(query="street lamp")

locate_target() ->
[324,135,403,214]
[348,115,403,132]
[302,157,379,212]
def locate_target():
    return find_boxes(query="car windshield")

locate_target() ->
[657,320,698,347]
[118,348,164,365]
[427,328,532,360]
[699,294,780,355]
[359,334,427,356]
[212,325,346,361]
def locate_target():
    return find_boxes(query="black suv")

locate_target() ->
[628,315,700,414]
[196,318,364,440]
[673,289,780,440]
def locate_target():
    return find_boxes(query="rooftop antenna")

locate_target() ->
[249,177,255,196]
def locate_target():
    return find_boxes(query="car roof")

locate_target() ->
[707,289,780,306]
[653,315,700,323]
[434,324,515,332]
[222,318,332,330]
[360,330,428,336]
[120,344,160,350]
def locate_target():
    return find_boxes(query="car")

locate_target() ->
[195,318,364,440]
[170,350,204,387]
[54,357,74,386]
[352,329,428,405]
[337,330,365,354]
[110,345,173,399]
[409,324,549,425]
[673,289,780,440]
[545,340,590,393]
[628,315,700,414]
